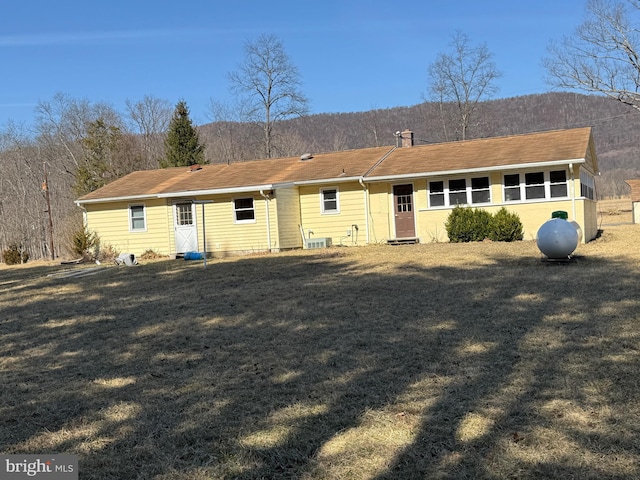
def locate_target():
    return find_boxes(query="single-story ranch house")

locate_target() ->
[75,127,600,257]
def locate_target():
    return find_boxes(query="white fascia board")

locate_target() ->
[75,194,158,206]
[155,184,275,198]
[292,176,363,186]
[76,184,276,205]
[272,182,296,189]
[363,158,585,183]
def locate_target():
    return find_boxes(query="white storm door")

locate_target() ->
[174,202,198,253]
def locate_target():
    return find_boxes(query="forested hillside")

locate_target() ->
[271,92,640,197]
[1,92,639,262]
[200,92,640,197]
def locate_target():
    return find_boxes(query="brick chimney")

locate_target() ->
[401,129,414,147]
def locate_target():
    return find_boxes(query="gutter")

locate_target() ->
[291,176,364,187]
[76,184,276,205]
[156,184,275,198]
[363,158,586,183]
[569,163,577,222]
[75,193,158,206]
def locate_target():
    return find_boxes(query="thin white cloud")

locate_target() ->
[0,103,37,108]
[0,26,313,47]
[0,29,202,47]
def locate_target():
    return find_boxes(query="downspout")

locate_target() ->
[358,177,370,244]
[260,190,272,252]
[569,163,577,221]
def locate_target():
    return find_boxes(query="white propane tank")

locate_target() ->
[536,212,582,259]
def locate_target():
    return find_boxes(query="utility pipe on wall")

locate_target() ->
[569,163,577,221]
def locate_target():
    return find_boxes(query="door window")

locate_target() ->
[176,204,193,226]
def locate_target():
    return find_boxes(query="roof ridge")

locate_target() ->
[413,126,592,148]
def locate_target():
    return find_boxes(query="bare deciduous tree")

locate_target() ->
[206,98,254,164]
[427,32,502,140]
[0,123,56,260]
[125,95,171,168]
[544,0,640,111]
[228,34,309,158]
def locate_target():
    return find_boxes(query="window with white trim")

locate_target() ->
[428,181,445,207]
[427,176,491,208]
[321,187,339,213]
[129,204,146,232]
[234,198,255,223]
[448,179,467,205]
[471,177,491,203]
[504,174,521,201]
[175,203,194,226]
[549,170,568,198]
[525,172,545,199]
[580,170,595,200]
[504,170,569,202]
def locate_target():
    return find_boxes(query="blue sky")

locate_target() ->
[0,1,588,127]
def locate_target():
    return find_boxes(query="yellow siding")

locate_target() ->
[266,194,280,251]
[490,172,503,202]
[367,182,392,243]
[85,163,599,258]
[199,194,271,256]
[84,199,171,256]
[274,187,303,249]
[299,183,367,246]
[369,169,597,245]
[85,195,279,258]
[573,165,598,242]
[415,200,584,243]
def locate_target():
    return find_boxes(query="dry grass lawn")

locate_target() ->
[1,201,639,479]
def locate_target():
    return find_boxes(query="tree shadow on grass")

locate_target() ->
[372,253,640,479]
[1,248,639,479]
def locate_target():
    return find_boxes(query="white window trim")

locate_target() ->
[174,202,196,227]
[580,170,595,200]
[427,176,492,209]
[320,186,340,214]
[428,180,445,208]
[233,197,256,224]
[129,203,147,232]
[503,169,569,204]
[549,170,569,198]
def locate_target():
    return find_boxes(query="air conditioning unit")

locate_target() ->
[305,237,332,249]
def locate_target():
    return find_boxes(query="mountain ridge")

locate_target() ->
[200,92,639,197]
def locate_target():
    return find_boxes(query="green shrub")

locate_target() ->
[445,206,524,243]
[445,206,473,243]
[445,206,492,242]
[470,208,493,241]
[489,207,524,242]
[2,244,29,265]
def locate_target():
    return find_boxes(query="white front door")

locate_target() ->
[174,202,198,253]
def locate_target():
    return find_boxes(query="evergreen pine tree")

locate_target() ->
[161,100,205,168]
[74,118,122,196]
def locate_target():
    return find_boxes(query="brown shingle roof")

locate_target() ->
[368,127,593,178]
[77,146,393,202]
[77,128,593,203]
